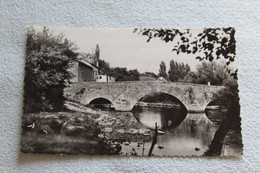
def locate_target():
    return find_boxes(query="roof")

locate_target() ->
[78,59,99,70]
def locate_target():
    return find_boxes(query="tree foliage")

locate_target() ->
[181,61,232,85]
[168,60,191,82]
[158,61,167,79]
[98,59,111,73]
[134,28,237,79]
[94,44,100,60]
[109,67,140,81]
[98,59,140,81]
[24,27,78,113]
[134,28,240,156]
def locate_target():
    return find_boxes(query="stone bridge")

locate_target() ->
[64,81,225,112]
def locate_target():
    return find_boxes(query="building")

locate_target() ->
[96,74,116,82]
[69,48,115,83]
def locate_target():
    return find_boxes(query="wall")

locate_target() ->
[97,75,116,82]
[78,63,94,82]
[97,75,108,82]
[0,0,260,172]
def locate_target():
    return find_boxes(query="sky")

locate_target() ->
[35,27,236,74]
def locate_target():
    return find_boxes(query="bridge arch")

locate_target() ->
[201,93,220,112]
[130,91,188,111]
[85,94,115,107]
[131,92,188,128]
[88,97,115,110]
[204,99,223,122]
[89,97,113,105]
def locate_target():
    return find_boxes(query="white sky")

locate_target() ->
[35,27,236,74]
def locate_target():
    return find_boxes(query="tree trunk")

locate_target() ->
[204,104,240,156]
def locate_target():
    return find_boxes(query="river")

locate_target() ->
[120,106,219,156]
[21,102,242,156]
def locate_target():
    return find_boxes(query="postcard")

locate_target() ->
[21,27,242,156]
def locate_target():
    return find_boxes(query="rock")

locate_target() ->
[110,118,116,121]
[101,127,113,133]
[75,117,84,123]
[142,129,151,136]
[126,128,139,134]
[124,142,130,146]
[116,129,125,134]
[138,129,150,135]
[98,133,105,139]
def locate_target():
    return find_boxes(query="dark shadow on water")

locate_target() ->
[88,97,115,111]
[132,106,187,130]
[131,92,188,129]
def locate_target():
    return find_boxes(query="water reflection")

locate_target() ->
[126,107,218,156]
[132,106,187,129]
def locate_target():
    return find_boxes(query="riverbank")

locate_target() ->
[135,101,222,110]
[135,101,181,108]
[21,109,152,155]
[21,101,242,156]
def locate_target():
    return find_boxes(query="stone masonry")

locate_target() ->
[64,81,225,112]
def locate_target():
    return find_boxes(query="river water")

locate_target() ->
[120,106,219,156]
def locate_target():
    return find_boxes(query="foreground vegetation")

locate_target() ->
[21,111,152,155]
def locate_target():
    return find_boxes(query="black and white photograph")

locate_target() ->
[21,27,243,157]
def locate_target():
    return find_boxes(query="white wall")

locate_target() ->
[0,0,260,172]
[97,75,116,82]
[96,75,108,82]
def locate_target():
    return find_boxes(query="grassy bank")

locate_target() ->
[21,111,152,155]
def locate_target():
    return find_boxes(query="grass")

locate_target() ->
[21,111,151,155]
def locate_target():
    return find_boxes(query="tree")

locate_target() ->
[158,61,167,79]
[94,44,100,66]
[181,61,231,85]
[129,69,140,80]
[94,44,100,60]
[97,56,140,81]
[204,79,241,156]
[98,59,111,74]
[24,27,78,113]
[134,28,241,156]
[168,60,177,82]
[168,60,191,82]
[107,67,140,81]
[134,28,237,79]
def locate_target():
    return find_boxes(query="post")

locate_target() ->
[148,122,158,156]
[142,139,145,156]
